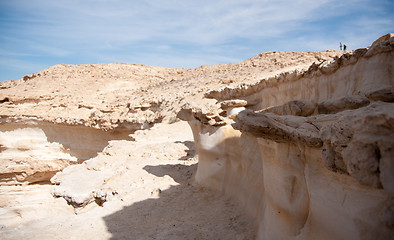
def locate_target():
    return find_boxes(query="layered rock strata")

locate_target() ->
[0,117,133,185]
[179,35,394,239]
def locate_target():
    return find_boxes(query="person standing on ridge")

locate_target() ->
[343,44,347,51]
[340,42,342,51]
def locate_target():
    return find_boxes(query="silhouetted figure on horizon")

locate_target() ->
[344,44,347,51]
[340,42,342,51]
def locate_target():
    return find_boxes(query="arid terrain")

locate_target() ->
[0,50,341,130]
[0,34,393,239]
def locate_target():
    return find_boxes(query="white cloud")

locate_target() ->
[4,0,354,46]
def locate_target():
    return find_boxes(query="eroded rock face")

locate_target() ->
[0,127,77,185]
[180,35,394,239]
[0,118,132,185]
[235,102,394,192]
[317,95,370,114]
[260,99,317,116]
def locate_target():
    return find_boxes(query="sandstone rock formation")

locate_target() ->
[0,118,132,185]
[2,47,339,239]
[0,126,77,185]
[179,35,394,239]
[0,49,340,187]
[0,121,256,240]
[0,34,392,239]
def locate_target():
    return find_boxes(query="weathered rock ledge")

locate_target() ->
[179,34,394,239]
[205,34,394,103]
[0,98,164,131]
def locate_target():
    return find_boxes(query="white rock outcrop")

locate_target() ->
[179,35,394,239]
[0,126,77,185]
[0,118,132,185]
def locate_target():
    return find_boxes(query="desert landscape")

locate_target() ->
[0,34,393,239]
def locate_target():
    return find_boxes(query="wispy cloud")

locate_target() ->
[0,0,393,81]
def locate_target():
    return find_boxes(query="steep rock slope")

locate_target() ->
[179,35,394,239]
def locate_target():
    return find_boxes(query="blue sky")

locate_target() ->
[0,0,393,82]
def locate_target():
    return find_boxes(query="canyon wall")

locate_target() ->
[180,35,394,239]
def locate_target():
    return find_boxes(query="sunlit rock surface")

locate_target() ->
[0,118,132,185]
[179,35,394,239]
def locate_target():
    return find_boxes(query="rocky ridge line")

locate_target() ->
[205,36,394,101]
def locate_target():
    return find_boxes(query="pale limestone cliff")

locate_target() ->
[179,35,394,240]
